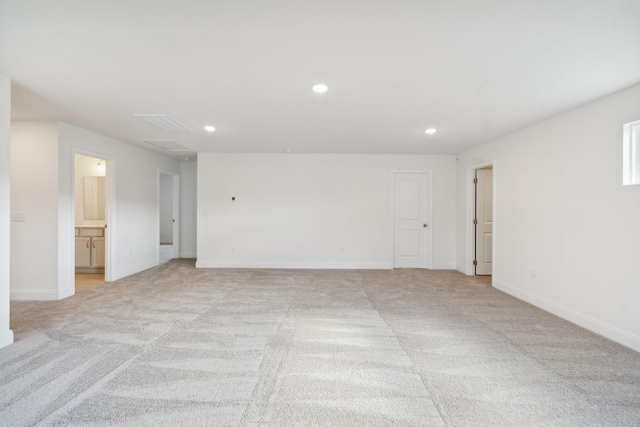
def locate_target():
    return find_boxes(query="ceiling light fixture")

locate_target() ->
[424,128,437,135]
[312,84,328,94]
[203,125,216,132]
[285,149,292,153]
[96,160,106,176]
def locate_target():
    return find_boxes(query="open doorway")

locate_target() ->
[158,170,180,264]
[74,154,107,292]
[474,166,493,276]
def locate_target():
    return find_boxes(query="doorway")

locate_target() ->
[393,171,431,268]
[474,166,493,276]
[158,170,180,264]
[73,154,108,292]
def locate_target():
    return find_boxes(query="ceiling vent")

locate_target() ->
[143,140,192,151]
[134,114,192,132]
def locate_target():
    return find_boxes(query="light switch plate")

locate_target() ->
[11,212,26,222]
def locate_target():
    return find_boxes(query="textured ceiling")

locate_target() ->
[1,0,639,158]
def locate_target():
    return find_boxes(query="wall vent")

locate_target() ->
[134,114,192,132]
[143,140,192,151]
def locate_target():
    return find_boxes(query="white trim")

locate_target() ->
[494,279,640,353]
[430,263,456,270]
[11,290,60,301]
[465,161,497,277]
[114,260,158,281]
[180,252,197,258]
[391,170,433,269]
[196,260,393,270]
[105,158,116,282]
[0,330,14,349]
[58,286,74,300]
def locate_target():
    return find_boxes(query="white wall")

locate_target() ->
[9,120,183,300]
[74,153,106,227]
[58,122,181,289]
[10,122,61,300]
[180,159,197,258]
[0,75,13,348]
[159,174,173,244]
[456,82,640,351]
[198,154,456,269]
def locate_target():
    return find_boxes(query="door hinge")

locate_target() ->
[473,219,478,225]
[473,260,478,266]
[473,178,478,184]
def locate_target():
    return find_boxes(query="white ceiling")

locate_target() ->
[1,0,639,158]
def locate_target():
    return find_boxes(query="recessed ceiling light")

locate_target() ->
[312,84,328,94]
[424,128,437,135]
[285,148,292,153]
[203,125,216,132]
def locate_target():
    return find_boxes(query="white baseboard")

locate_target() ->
[180,252,197,258]
[431,263,456,270]
[114,260,158,281]
[196,260,393,270]
[455,264,470,275]
[59,287,74,300]
[493,279,640,353]
[0,329,14,349]
[11,289,60,301]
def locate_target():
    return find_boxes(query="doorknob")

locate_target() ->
[423,224,428,228]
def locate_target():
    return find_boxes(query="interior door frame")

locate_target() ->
[466,160,496,278]
[391,170,433,269]
[70,148,116,293]
[157,169,180,262]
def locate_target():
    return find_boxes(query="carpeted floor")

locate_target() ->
[1,260,639,426]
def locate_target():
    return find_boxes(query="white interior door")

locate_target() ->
[475,169,493,275]
[158,170,180,262]
[394,173,429,268]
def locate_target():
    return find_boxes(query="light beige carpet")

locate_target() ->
[1,260,639,426]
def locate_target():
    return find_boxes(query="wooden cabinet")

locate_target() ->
[75,227,105,272]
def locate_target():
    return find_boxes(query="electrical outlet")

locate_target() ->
[530,269,537,278]
[341,246,345,253]
[202,211,210,219]
[11,212,26,222]
[230,245,234,251]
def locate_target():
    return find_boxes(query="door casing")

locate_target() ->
[70,148,116,295]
